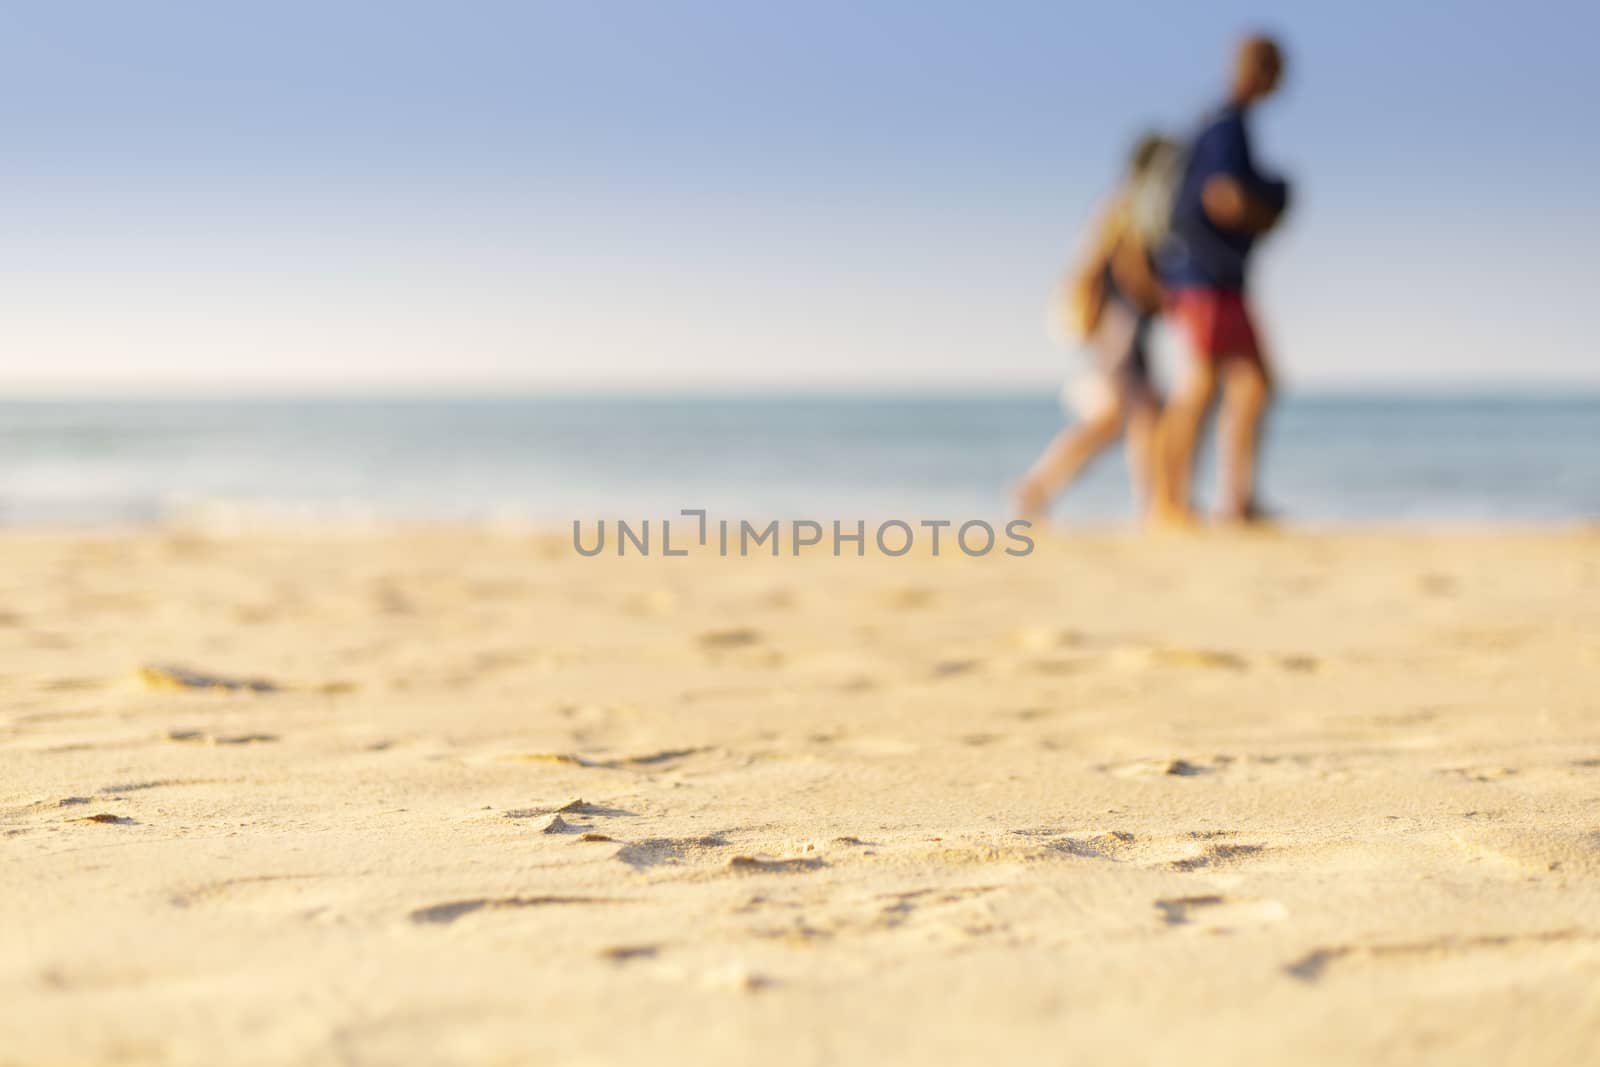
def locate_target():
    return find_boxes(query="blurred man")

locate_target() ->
[1157,35,1290,523]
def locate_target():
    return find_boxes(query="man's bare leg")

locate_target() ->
[1217,358,1272,521]
[1016,401,1125,518]
[1155,363,1218,522]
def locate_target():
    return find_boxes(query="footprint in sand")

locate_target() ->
[748,884,1007,947]
[696,629,783,667]
[697,628,762,649]
[1109,646,1323,674]
[39,676,110,693]
[1449,827,1600,877]
[622,589,678,616]
[1012,626,1085,652]
[599,944,659,963]
[500,798,637,835]
[1026,657,1087,677]
[930,659,982,679]
[504,747,710,771]
[882,588,937,611]
[858,885,1007,942]
[1015,828,1271,872]
[609,747,710,768]
[1284,929,1595,983]
[1112,646,1249,671]
[470,648,564,675]
[753,587,798,610]
[613,834,731,870]
[100,777,228,795]
[1099,756,1236,779]
[165,729,278,745]
[506,752,587,767]
[1039,830,1138,860]
[1166,840,1269,872]
[168,874,328,911]
[1155,894,1286,931]
[1105,753,1325,782]
[408,895,624,925]
[679,684,773,705]
[1417,573,1458,597]
[138,664,279,694]
[725,855,825,874]
[518,798,634,816]
[1438,765,1517,783]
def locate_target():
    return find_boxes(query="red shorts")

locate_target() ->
[1169,288,1264,365]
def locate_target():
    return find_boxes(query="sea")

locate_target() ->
[1,393,1595,527]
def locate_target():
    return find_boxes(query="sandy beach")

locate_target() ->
[3,525,1598,1065]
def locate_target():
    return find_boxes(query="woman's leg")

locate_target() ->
[1118,315,1161,514]
[1016,399,1126,517]
[1016,308,1136,517]
[1123,388,1162,514]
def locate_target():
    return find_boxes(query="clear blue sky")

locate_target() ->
[3,0,1596,391]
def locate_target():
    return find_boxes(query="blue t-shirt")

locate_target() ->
[1161,104,1287,292]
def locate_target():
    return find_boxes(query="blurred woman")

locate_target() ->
[1017,134,1175,519]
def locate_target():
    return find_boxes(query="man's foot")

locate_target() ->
[1147,499,1199,531]
[1216,499,1280,526]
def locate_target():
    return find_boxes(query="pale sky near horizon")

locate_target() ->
[3,1,1596,393]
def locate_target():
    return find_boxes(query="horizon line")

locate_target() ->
[3,379,1600,402]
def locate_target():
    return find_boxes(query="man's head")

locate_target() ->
[1231,34,1284,104]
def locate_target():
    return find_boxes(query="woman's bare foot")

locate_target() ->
[1015,479,1049,520]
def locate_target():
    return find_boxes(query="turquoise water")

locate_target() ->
[1,393,1595,525]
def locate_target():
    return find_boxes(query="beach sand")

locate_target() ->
[3,526,1599,1064]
